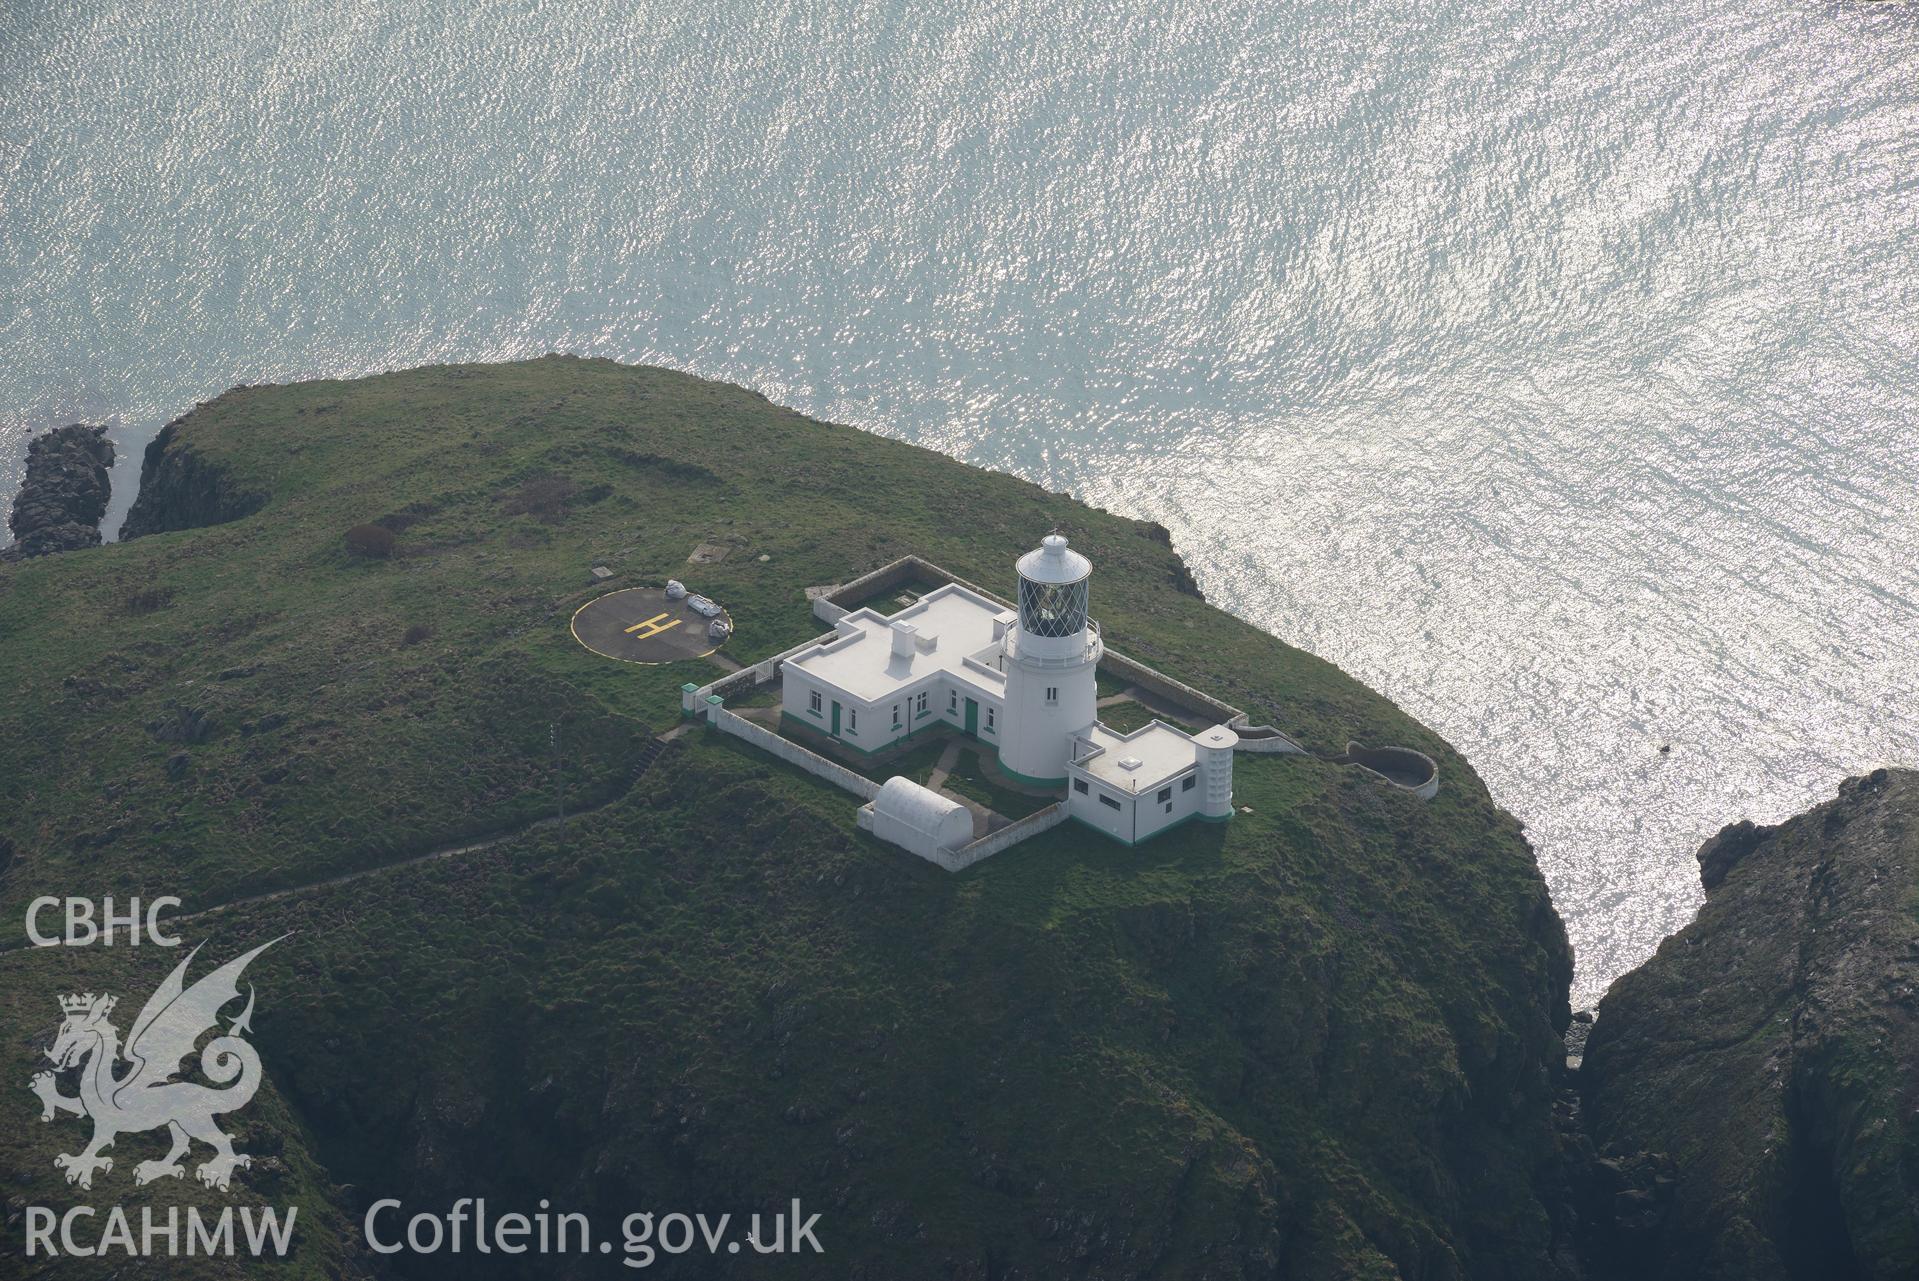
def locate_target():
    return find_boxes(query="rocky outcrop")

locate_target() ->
[1141,519,1207,600]
[119,413,264,539]
[1694,818,1774,891]
[3,423,113,559]
[1580,769,1919,1280]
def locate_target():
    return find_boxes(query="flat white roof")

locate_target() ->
[1071,720,1201,793]
[784,583,1010,704]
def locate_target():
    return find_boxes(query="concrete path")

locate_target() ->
[920,739,1005,837]
[1098,685,1211,729]
[924,738,962,792]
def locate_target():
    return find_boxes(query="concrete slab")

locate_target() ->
[570,587,732,665]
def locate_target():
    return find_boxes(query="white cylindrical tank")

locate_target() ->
[871,776,973,859]
[998,535,1102,784]
[1194,725,1238,819]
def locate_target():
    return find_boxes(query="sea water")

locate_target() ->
[4,0,1916,1004]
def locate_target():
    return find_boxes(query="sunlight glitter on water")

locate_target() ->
[3,0,1916,1004]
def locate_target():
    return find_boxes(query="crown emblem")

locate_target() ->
[59,993,113,1017]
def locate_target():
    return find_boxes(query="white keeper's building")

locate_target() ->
[780,535,1236,844]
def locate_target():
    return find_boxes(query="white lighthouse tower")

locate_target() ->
[998,534,1103,784]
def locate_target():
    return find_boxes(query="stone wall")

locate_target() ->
[928,802,1069,872]
[821,555,1013,614]
[1234,725,1309,755]
[1100,648,1247,729]
[1339,744,1440,800]
[707,705,880,802]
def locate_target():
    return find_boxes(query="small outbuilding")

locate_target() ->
[867,776,973,861]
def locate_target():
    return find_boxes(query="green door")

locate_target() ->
[830,701,841,736]
[963,698,978,735]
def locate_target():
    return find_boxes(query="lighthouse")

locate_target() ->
[997,534,1103,784]
[771,527,1254,858]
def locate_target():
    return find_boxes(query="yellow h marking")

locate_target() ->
[624,612,682,640]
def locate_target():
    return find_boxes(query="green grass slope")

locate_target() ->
[0,356,1573,1278]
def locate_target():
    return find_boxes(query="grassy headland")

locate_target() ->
[0,356,1574,1278]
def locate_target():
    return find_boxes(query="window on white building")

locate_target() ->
[891,703,901,729]
[1156,786,1172,803]
[808,690,821,716]
[848,708,858,731]
[985,707,996,733]
[1099,793,1122,811]
[916,692,928,718]
[1073,779,1088,794]
[948,689,958,713]
[1045,686,1058,704]
[1182,775,1196,792]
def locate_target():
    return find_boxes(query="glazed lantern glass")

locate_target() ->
[1019,576,1088,638]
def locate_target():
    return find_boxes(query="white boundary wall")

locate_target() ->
[1342,743,1441,800]
[1234,726,1309,755]
[1099,648,1247,728]
[708,706,881,802]
[930,802,1068,872]
[683,629,837,713]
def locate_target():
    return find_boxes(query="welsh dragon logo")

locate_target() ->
[28,937,284,1192]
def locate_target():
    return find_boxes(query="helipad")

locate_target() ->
[570,588,732,664]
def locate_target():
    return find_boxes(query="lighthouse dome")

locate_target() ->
[1016,534,1091,585]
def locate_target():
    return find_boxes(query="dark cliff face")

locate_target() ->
[1579,769,1919,1281]
[119,412,265,539]
[3,423,114,559]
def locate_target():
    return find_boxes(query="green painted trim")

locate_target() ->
[996,760,1069,789]
[1063,807,1222,847]
[1143,811,1204,841]
[777,712,935,761]
[1197,811,1233,823]
[1064,812,1136,846]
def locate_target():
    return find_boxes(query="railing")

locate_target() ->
[1003,621,1103,670]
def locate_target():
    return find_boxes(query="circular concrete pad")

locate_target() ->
[570,588,732,665]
